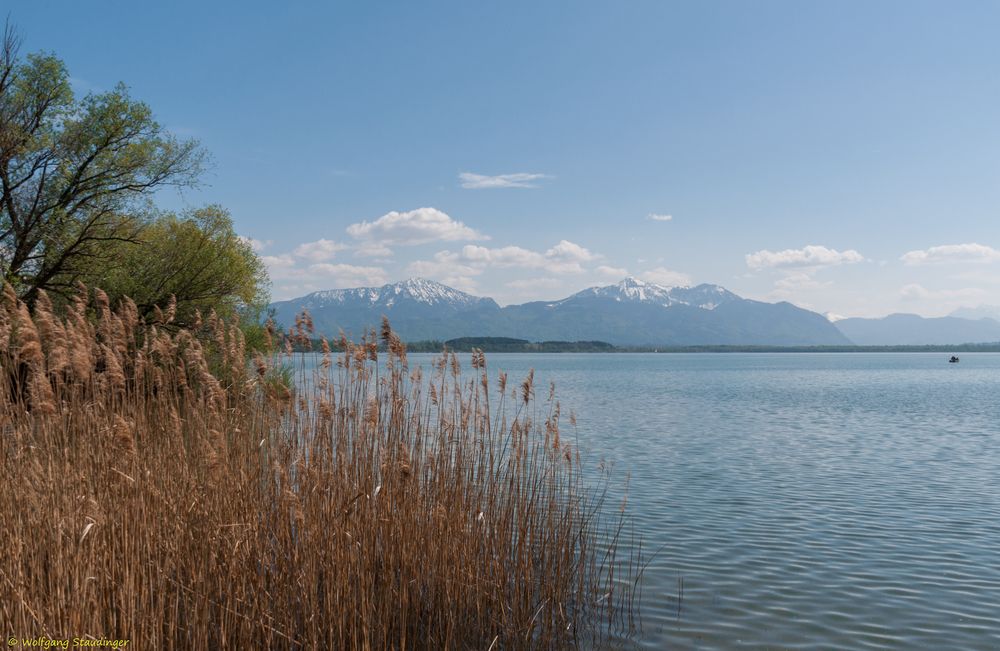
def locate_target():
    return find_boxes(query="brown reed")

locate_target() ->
[0,285,637,649]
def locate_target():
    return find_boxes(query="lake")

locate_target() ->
[420,352,1000,650]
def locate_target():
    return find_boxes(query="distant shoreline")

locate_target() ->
[397,338,1000,354]
[295,336,1000,354]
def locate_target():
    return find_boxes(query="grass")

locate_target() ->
[0,284,638,649]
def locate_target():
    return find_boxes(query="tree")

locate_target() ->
[0,23,204,305]
[93,205,270,327]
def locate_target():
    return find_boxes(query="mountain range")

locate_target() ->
[270,277,851,346]
[270,278,1000,346]
[834,313,1000,345]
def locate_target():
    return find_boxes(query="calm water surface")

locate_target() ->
[434,353,1000,650]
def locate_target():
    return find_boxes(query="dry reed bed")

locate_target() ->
[0,284,637,649]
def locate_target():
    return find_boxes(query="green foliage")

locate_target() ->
[262,361,294,401]
[0,25,204,304]
[0,24,267,333]
[239,318,273,354]
[95,205,269,327]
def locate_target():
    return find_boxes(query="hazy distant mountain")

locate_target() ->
[271,277,850,346]
[950,305,1000,321]
[835,313,1000,345]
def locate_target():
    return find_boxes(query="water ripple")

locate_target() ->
[474,352,1000,650]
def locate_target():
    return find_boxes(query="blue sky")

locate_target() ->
[11,0,1000,316]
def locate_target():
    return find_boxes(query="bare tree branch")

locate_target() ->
[0,22,205,303]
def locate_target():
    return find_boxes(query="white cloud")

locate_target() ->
[405,253,481,292]
[647,213,673,222]
[640,267,692,287]
[407,251,482,279]
[407,239,601,287]
[899,284,927,300]
[346,207,487,246]
[458,240,595,274]
[448,240,596,275]
[545,240,597,263]
[458,172,549,189]
[746,245,864,270]
[262,244,388,299]
[261,254,296,269]
[900,243,1000,265]
[460,244,544,268]
[293,238,348,262]
[899,284,987,301]
[596,265,629,278]
[239,236,271,252]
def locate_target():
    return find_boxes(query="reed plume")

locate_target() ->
[0,283,638,650]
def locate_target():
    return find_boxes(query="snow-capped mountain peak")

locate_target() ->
[298,278,491,309]
[563,276,680,306]
[604,277,677,303]
[666,283,740,310]
[563,278,738,310]
[269,277,849,345]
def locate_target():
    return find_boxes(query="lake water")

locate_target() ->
[433,352,1000,650]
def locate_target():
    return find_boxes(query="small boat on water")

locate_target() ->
[949,356,960,363]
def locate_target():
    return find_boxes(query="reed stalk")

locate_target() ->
[1,287,637,649]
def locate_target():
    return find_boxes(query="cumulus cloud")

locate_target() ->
[263,255,388,300]
[346,208,487,247]
[746,245,864,270]
[545,240,597,263]
[458,172,549,189]
[640,267,692,287]
[263,254,384,283]
[900,243,1000,265]
[293,238,348,262]
[261,236,389,299]
[406,239,601,286]
[647,213,673,222]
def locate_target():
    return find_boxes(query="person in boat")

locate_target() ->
[949,356,960,363]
